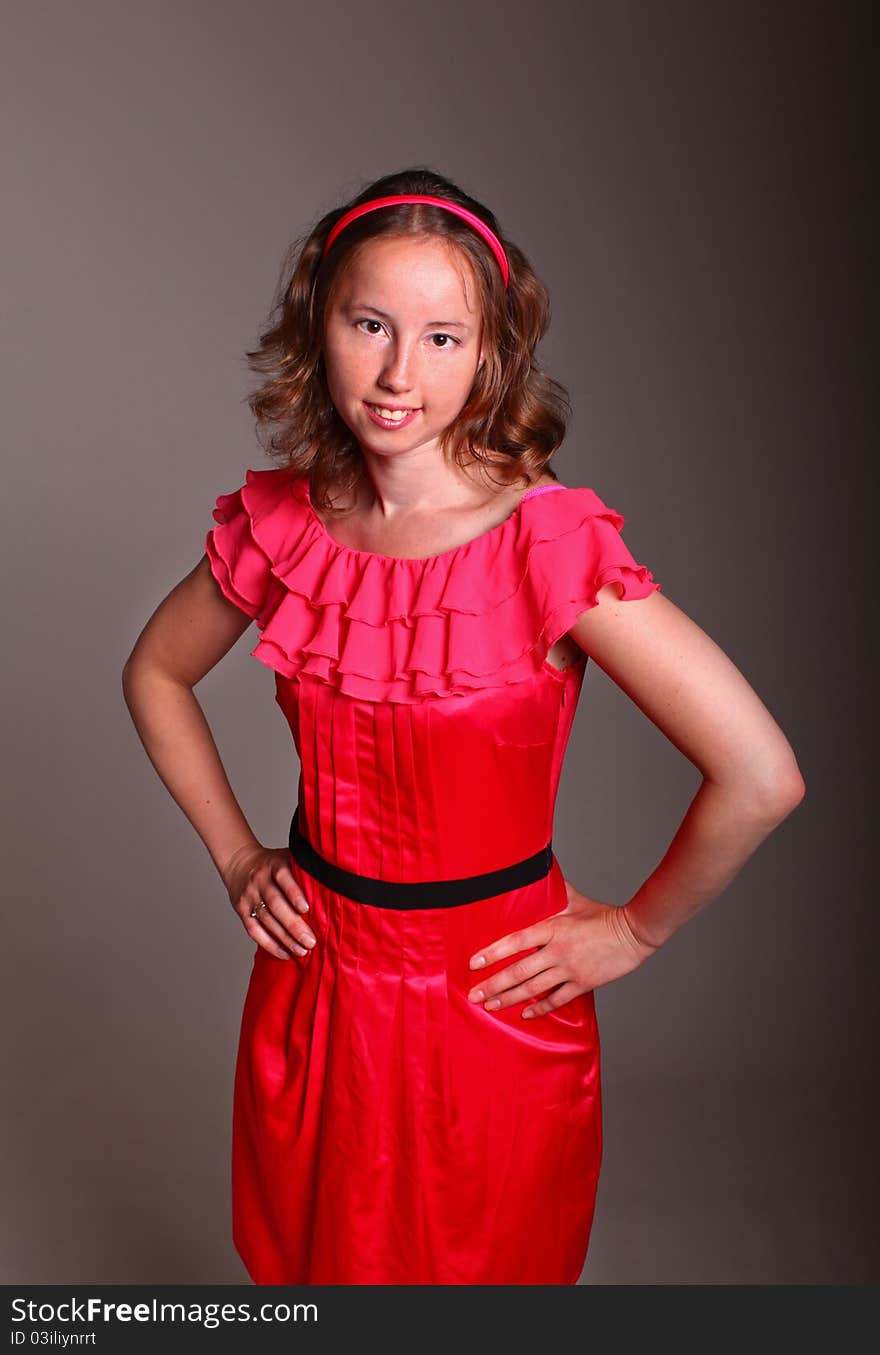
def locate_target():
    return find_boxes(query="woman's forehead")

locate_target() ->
[337,236,480,309]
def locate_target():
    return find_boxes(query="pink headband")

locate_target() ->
[321,193,510,288]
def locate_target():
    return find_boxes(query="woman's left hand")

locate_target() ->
[466,876,659,1018]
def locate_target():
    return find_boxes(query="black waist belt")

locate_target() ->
[288,805,553,910]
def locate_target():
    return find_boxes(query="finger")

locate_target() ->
[257,907,316,958]
[243,913,300,960]
[522,981,585,1019]
[467,951,543,1001]
[468,957,561,1008]
[273,861,311,913]
[240,888,314,957]
[468,921,555,971]
[260,877,317,952]
[479,967,566,1013]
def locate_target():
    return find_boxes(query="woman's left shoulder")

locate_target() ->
[518,477,628,528]
[519,478,661,611]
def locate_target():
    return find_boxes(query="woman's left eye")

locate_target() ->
[430,333,460,348]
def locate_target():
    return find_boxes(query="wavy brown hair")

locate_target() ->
[244,166,571,514]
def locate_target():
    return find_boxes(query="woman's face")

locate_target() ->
[321,235,486,461]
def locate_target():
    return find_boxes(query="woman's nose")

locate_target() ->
[379,343,417,391]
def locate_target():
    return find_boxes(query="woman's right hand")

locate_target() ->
[221,843,317,959]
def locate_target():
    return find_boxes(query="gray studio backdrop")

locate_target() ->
[3,1,872,1284]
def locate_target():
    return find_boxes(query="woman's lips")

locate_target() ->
[363,402,421,430]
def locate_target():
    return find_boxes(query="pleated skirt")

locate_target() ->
[231,850,603,1285]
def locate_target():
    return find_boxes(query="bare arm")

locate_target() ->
[121,554,262,885]
[568,586,806,950]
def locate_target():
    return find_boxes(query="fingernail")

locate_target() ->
[303,935,316,947]
[469,989,485,1003]
[470,956,486,968]
[485,999,501,1011]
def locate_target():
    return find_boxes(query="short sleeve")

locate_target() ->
[577,502,659,602]
[526,489,662,650]
[204,482,281,627]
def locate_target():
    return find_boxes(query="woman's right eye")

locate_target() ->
[356,319,384,335]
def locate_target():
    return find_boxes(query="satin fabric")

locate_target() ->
[205,467,661,1285]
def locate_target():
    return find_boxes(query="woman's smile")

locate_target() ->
[363,401,422,430]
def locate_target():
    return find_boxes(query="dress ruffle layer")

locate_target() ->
[205,467,661,703]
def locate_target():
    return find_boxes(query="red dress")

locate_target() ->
[205,466,661,1285]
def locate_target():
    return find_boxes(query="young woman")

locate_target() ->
[122,167,805,1285]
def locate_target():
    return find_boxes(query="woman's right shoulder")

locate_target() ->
[204,465,308,624]
[210,464,306,516]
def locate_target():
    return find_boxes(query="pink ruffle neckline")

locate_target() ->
[206,467,661,703]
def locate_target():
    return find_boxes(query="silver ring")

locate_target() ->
[249,900,268,918]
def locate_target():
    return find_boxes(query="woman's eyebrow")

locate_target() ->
[345,302,470,330]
